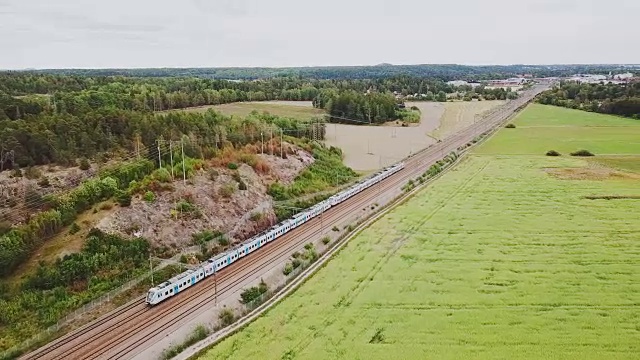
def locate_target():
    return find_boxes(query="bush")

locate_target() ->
[546,150,561,156]
[322,236,331,245]
[332,226,339,232]
[37,176,51,187]
[227,162,238,170]
[79,158,91,170]
[219,183,236,198]
[208,169,219,181]
[116,190,132,207]
[143,191,155,202]
[100,202,113,211]
[249,212,264,222]
[505,123,516,128]
[218,308,235,327]
[240,279,268,304]
[570,149,595,157]
[217,236,229,246]
[238,180,248,191]
[24,166,42,180]
[192,230,220,245]
[69,223,81,235]
[283,262,293,276]
[153,168,172,183]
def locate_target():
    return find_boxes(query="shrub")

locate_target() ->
[570,149,595,157]
[240,279,268,304]
[322,236,331,245]
[37,176,51,187]
[219,183,236,198]
[69,223,81,235]
[369,328,385,344]
[116,190,132,207]
[11,168,23,178]
[410,105,419,111]
[546,150,561,156]
[238,180,248,191]
[192,230,219,245]
[291,258,302,269]
[175,199,202,218]
[332,226,339,232]
[218,308,235,326]
[505,123,516,128]
[153,168,172,183]
[79,158,91,170]
[24,166,42,180]
[283,263,293,276]
[227,162,238,170]
[179,254,188,264]
[100,202,113,210]
[143,191,155,202]
[249,212,264,222]
[218,236,229,246]
[208,168,219,181]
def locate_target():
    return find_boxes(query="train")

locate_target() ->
[145,161,405,305]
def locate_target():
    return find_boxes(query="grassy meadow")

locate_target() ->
[197,104,640,360]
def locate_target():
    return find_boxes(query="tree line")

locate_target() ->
[9,64,635,81]
[536,81,640,118]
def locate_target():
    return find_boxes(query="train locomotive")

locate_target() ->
[146,161,405,305]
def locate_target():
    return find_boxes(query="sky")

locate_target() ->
[0,0,638,69]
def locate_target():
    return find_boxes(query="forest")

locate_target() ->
[536,81,640,118]
[11,64,635,81]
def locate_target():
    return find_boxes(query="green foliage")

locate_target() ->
[227,162,238,170]
[570,149,595,157]
[208,168,219,181]
[397,109,421,123]
[315,90,398,124]
[153,168,172,183]
[174,199,202,219]
[69,223,81,235]
[546,150,561,156]
[268,143,356,205]
[505,123,516,128]
[116,190,132,207]
[143,191,155,202]
[240,279,268,305]
[537,81,640,119]
[218,309,235,327]
[283,263,294,276]
[79,158,90,170]
[249,212,264,222]
[160,325,210,360]
[322,236,331,245]
[332,226,339,232]
[37,176,51,187]
[191,230,223,246]
[219,183,236,198]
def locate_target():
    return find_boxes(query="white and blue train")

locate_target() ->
[146,161,405,305]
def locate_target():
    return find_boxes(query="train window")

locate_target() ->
[170,289,173,293]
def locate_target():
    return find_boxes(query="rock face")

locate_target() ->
[96,150,314,252]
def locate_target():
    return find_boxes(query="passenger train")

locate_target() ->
[146,161,405,305]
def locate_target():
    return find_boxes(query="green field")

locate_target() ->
[164,102,326,121]
[198,105,640,360]
[478,104,640,155]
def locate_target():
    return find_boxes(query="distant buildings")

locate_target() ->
[446,80,481,88]
[566,72,635,84]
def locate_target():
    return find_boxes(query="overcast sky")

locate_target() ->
[0,0,638,69]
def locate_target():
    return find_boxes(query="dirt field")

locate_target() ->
[163,101,323,121]
[431,100,506,139]
[324,101,505,171]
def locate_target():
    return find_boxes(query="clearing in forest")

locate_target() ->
[197,104,640,360]
[166,101,325,121]
[325,101,504,171]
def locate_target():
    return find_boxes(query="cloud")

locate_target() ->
[0,0,638,69]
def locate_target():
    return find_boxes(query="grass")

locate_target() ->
[477,104,640,155]
[591,156,640,174]
[196,104,640,360]
[3,200,118,287]
[168,102,326,121]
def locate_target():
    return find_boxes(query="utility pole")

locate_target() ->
[169,140,175,179]
[157,139,163,168]
[181,139,186,185]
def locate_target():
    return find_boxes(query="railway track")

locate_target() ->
[20,85,547,360]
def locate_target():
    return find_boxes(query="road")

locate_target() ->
[21,84,549,360]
